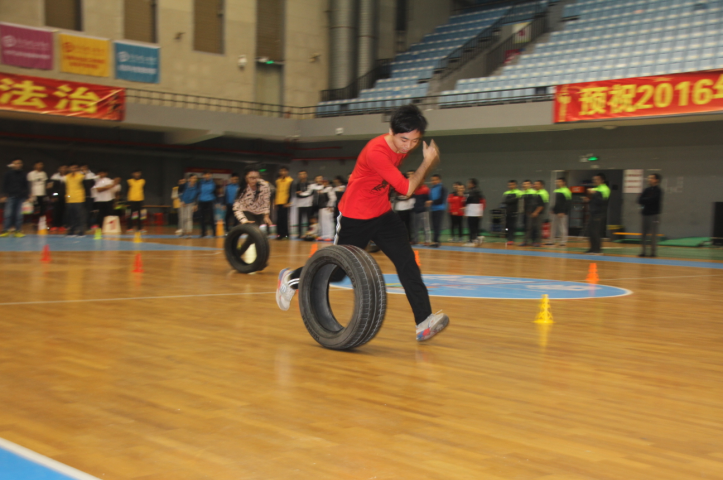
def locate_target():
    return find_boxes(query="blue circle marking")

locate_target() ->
[332,274,631,300]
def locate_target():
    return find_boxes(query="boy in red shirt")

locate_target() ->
[276,105,449,342]
[448,182,466,242]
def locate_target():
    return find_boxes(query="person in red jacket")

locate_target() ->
[448,182,466,242]
[275,105,450,342]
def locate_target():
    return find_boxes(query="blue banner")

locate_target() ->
[114,41,159,83]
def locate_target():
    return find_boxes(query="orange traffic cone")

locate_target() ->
[415,250,421,267]
[40,244,52,263]
[586,263,599,284]
[132,253,144,273]
[309,242,318,258]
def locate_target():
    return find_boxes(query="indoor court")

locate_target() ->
[1,232,722,480]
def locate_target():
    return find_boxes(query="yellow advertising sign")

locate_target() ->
[59,33,110,77]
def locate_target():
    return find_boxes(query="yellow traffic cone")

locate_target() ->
[94,227,102,240]
[133,231,142,243]
[216,220,225,237]
[534,294,554,324]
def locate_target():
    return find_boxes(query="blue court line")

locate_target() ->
[0,236,218,252]
[413,245,723,270]
[0,438,98,480]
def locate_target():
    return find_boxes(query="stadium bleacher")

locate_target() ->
[439,0,723,107]
[316,1,543,116]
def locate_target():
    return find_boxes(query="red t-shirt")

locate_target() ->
[339,135,410,220]
[448,194,466,216]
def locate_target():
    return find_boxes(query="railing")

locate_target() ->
[320,59,393,102]
[435,0,548,80]
[316,88,554,118]
[125,88,318,119]
[477,10,548,78]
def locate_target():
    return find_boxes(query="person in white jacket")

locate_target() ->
[317,178,337,241]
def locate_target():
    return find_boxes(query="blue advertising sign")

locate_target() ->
[114,41,159,83]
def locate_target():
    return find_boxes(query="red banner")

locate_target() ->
[554,70,723,123]
[0,72,124,120]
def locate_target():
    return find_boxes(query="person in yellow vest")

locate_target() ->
[275,166,293,239]
[127,169,145,232]
[64,163,86,237]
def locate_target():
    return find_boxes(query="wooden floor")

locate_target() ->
[1,234,723,480]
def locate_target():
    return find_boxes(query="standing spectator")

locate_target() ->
[638,173,662,258]
[447,182,466,243]
[126,169,145,232]
[1,159,29,237]
[394,170,415,241]
[92,169,121,229]
[522,180,548,247]
[519,179,535,240]
[224,173,240,233]
[178,174,200,238]
[586,173,610,255]
[275,166,293,240]
[49,164,68,232]
[80,164,97,229]
[197,171,217,237]
[547,177,571,246]
[64,163,86,237]
[233,167,272,226]
[503,180,522,245]
[464,178,485,247]
[294,170,313,237]
[411,183,431,245]
[317,178,337,241]
[332,175,347,222]
[27,161,48,230]
[310,174,324,219]
[429,174,446,247]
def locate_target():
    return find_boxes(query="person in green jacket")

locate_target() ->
[586,173,610,254]
[522,180,548,247]
[502,180,522,245]
[547,177,572,246]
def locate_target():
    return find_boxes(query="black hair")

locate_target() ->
[188,174,197,178]
[97,168,109,174]
[508,180,517,184]
[69,162,79,167]
[237,166,262,201]
[593,172,607,183]
[133,169,142,173]
[334,175,346,185]
[535,179,545,186]
[431,173,441,179]
[651,173,661,181]
[468,178,478,187]
[390,104,428,135]
[279,166,289,171]
[298,170,307,174]
[557,177,566,183]
[523,179,532,183]
[231,172,239,178]
[202,170,211,175]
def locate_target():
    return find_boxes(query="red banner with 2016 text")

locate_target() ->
[554,70,723,123]
[0,72,124,121]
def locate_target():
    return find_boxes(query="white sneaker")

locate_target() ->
[416,311,450,341]
[276,268,297,311]
[463,242,475,247]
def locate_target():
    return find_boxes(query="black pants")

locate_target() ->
[468,216,480,242]
[588,214,604,253]
[198,201,215,236]
[225,203,238,233]
[66,202,86,236]
[297,206,312,237]
[52,199,65,228]
[127,201,143,230]
[243,211,265,224]
[85,197,96,229]
[96,201,114,227]
[641,214,660,256]
[290,211,432,325]
[276,205,289,238]
[431,210,444,243]
[396,209,412,241]
[450,215,464,239]
[505,213,517,242]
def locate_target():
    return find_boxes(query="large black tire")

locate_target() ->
[298,245,386,350]
[224,224,270,274]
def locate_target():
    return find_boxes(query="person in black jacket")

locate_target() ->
[638,173,662,257]
[547,177,572,246]
[294,170,313,238]
[1,159,30,237]
[502,180,522,245]
[585,173,610,254]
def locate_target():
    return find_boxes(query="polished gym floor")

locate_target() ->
[1,229,722,480]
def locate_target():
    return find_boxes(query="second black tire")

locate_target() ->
[224,224,270,274]
[298,245,387,350]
